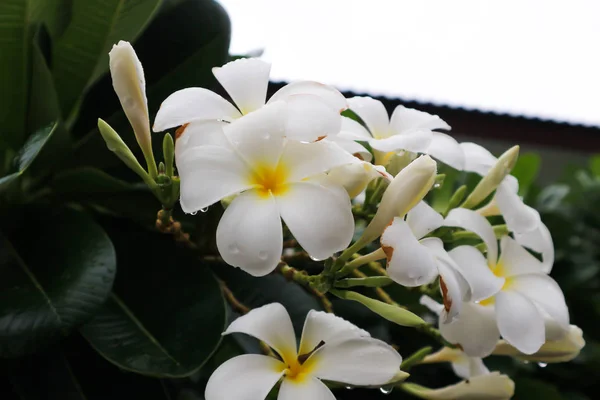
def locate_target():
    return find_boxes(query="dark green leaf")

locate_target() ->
[511,152,541,197]
[52,0,161,119]
[0,207,117,357]
[588,155,600,177]
[80,220,226,377]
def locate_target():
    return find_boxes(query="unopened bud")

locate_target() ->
[328,162,390,198]
[401,372,515,400]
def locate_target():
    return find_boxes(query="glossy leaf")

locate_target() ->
[0,208,117,357]
[52,0,161,118]
[80,220,226,377]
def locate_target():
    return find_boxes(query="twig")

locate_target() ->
[155,208,197,249]
[351,269,397,306]
[278,263,334,313]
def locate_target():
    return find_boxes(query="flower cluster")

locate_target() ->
[102,41,584,399]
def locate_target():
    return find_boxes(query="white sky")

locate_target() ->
[218,0,600,127]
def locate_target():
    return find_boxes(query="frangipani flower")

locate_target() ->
[492,324,585,363]
[205,303,405,400]
[442,208,570,357]
[381,202,468,321]
[338,96,464,169]
[402,372,515,400]
[175,102,358,276]
[154,57,347,142]
[108,40,157,177]
[461,142,553,269]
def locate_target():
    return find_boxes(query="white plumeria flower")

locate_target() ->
[154,57,347,142]
[402,372,515,400]
[380,202,468,322]
[175,102,359,276]
[337,96,464,169]
[441,208,570,357]
[461,142,553,269]
[205,303,404,400]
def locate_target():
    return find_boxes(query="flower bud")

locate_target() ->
[97,119,155,188]
[327,162,390,198]
[109,41,157,178]
[492,325,584,363]
[359,155,437,245]
[402,372,515,400]
[461,145,519,209]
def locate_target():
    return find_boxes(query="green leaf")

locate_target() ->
[0,123,58,193]
[330,289,425,327]
[52,0,161,119]
[80,220,226,378]
[588,155,600,177]
[511,152,541,197]
[27,40,61,136]
[0,207,117,357]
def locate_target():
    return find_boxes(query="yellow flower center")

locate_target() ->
[249,162,289,198]
[275,349,318,383]
[478,261,512,306]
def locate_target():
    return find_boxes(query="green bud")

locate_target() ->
[163,133,175,177]
[461,145,519,209]
[330,289,425,327]
[97,119,156,189]
[446,184,467,214]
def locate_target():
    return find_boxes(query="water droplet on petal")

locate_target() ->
[190,211,198,216]
[538,362,548,368]
[345,386,354,390]
[380,386,394,395]
[228,244,240,255]
[309,255,326,262]
[200,207,208,213]
[258,250,269,260]
[433,183,441,188]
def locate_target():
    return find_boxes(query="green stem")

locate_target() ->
[336,247,386,277]
[400,346,433,371]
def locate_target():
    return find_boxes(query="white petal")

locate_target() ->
[419,295,444,316]
[205,354,283,400]
[298,310,370,356]
[269,81,347,112]
[326,162,381,198]
[381,217,439,286]
[514,223,554,273]
[508,274,570,335]
[498,236,545,277]
[216,190,283,276]
[212,58,271,114]
[389,105,451,133]
[460,142,497,175]
[440,301,500,357]
[368,130,433,153]
[326,135,372,162]
[436,255,464,322]
[406,201,444,239]
[278,377,335,400]
[283,94,342,141]
[347,97,390,137]
[495,181,541,234]
[448,353,489,379]
[280,140,359,182]
[176,146,251,213]
[448,246,504,302]
[308,338,402,386]
[224,303,297,359]
[153,88,241,131]
[445,208,498,265]
[224,101,286,169]
[277,182,353,261]
[495,291,545,354]
[425,132,465,170]
[339,116,373,140]
[468,357,491,377]
[174,120,230,161]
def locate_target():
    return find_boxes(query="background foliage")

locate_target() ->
[0,0,597,399]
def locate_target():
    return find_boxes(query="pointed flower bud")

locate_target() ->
[327,162,391,198]
[492,325,584,363]
[461,145,519,209]
[163,133,175,177]
[359,155,437,246]
[109,41,157,178]
[97,119,155,188]
[402,372,515,400]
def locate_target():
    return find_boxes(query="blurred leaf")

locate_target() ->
[513,378,563,400]
[588,155,600,177]
[52,167,136,194]
[80,220,226,378]
[0,207,117,357]
[27,41,61,136]
[511,152,541,197]
[52,0,161,119]
[0,123,58,194]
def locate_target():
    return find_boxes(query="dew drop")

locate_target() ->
[309,255,325,262]
[190,211,198,216]
[345,386,354,390]
[538,362,548,368]
[200,207,209,213]
[433,183,441,189]
[379,386,394,395]
[258,250,269,260]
